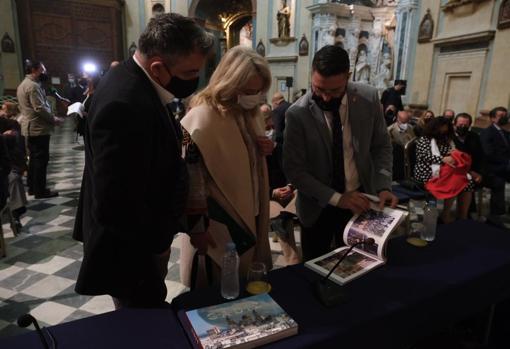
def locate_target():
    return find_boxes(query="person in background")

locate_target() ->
[73,13,213,308]
[414,110,434,138]
[17,60,62,199]
[480,107,510,225]
[414,116,473,223]
[262,104,300,265]
[0,102,27,230]
[381,79,405,115]
[443,108,455,121]
[387,107,415,147]
[283,45,397,261]
[180,46,274,288]
[271,92,291,146]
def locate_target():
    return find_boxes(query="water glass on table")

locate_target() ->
[246,262,271,295]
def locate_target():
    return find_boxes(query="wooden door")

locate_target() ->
[16,0,124,85]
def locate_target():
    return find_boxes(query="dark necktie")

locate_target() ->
[166,104,183,145]
[499,129,509,148]
[331,109,345,193]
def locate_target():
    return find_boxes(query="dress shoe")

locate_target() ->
[34,190,59,199]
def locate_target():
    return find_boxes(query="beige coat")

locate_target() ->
[180,104,272,286]
[16,75,54,136]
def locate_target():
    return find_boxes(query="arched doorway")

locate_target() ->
[188,0,256,84]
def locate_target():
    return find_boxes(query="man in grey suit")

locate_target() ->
[283,45,397,261]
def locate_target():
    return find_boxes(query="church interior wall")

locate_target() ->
[0,0,23,94]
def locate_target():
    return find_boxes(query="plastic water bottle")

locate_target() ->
[221,242,240,300]
[421,200,438,242]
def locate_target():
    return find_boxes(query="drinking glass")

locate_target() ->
[246,262,271,294]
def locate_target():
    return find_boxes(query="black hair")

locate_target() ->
[138,13,214,62]
[24,59,42,75]
[489,106,508,118]
[424,116,454,141]
[453,112,472,126]
[312,45,350,77]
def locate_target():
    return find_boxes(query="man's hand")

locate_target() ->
[190,231,217,255]
[337,191,371,215]
[378,190,398,210]
[273,185,294,201]
[256,136,274,156]
[53,117,65,126]
[470,171,482,184]
[2,130,16,136]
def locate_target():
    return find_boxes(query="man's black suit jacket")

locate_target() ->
[73,58,187,297]
[453,130,485,175]
[272,100,291,144]
[480,124,510,176]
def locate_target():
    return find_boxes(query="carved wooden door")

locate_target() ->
[16,0,124,86]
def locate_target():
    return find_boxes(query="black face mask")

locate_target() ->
[166,75,199,99]
[456,126,469,137]
[39,73,49,83]
[312,93,342,112]
[498,116,509,126]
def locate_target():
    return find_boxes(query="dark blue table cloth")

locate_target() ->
[0,308,190,349]
[173,220,510,349]
[2,220,510,349]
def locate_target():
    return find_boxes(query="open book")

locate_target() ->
[178,293,298,349]
[305,202,406,285]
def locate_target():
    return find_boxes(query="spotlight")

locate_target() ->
[83,62,97,74]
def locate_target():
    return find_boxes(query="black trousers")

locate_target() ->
[301,206,353,262]
[27,135,50,195]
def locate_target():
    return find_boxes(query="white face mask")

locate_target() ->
[398,122,409,131]
[237,93,263,110]
[265,129,274,139]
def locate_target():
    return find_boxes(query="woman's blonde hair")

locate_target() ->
[418,109,435,127]
[191,46,271,114]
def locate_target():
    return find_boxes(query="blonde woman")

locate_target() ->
[414,109,435,137]
[179,46,274,288]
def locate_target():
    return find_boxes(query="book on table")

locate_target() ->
[178,293,298,349]
[305,201,407,285]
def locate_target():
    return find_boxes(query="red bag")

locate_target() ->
[425,149,472,199]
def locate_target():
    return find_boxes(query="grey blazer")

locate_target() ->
[283,83,392,227]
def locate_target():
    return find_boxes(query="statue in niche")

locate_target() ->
[354,47,370,84]
[320,25,336,48]
[277,0,291,38]
[418,9,434,43]
[375,51,392,91]
[299,34,309,56]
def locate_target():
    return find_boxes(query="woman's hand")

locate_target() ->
[256,136,274,156]
[442,156,456,167]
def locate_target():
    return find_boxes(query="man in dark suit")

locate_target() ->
[271,92,291,145]
[73,14,213,308]
[380,79,405,115]
[480,106,510,218]
[283,46,397,261]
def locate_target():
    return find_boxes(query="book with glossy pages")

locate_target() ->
[305,202,406,285]
[178,293,298,349]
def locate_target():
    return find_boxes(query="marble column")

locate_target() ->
[394,0,419,80]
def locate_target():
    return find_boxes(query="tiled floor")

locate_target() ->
[1,119,508,340]
[0,120,296,339]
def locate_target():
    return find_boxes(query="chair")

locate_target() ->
[392,137,428,233]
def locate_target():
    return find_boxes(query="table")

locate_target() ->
[173,220,510,348]
[0,308,190,349]
[2,220,510,348]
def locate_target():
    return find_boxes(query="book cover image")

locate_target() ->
[185,294,297,349]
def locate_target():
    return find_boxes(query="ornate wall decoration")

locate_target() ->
[256,40,265,57]
[298,34,308,56]
[498,0,510,29]
[1,33,15,53]
[418,9,434,43]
